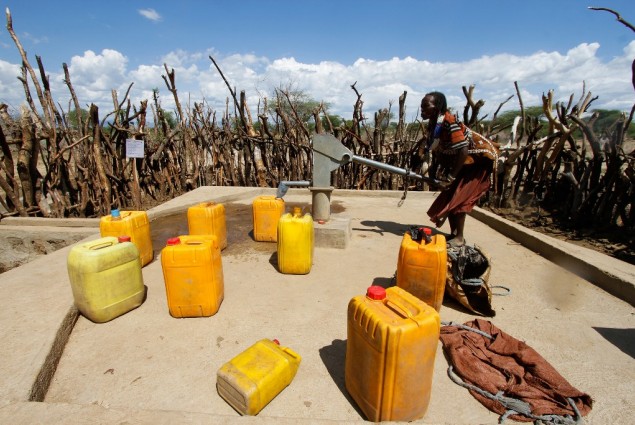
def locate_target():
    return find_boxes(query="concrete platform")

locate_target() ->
[0,186,634,424]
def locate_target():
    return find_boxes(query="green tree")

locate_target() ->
[268,84,327,124]
[151,88,178,130]
[588,109,633,138]
[489,106,545,131]
[322,114,344,129]
[66,108,90,129]
[162,110,178,129]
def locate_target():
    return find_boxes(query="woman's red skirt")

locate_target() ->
[427,163,492,226]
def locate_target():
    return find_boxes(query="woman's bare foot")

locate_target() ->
[447,237,465,248]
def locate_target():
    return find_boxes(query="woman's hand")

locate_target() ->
[432,177,451,191]
[436,175,455,191]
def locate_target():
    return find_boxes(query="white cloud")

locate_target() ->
[0,42,632,121]
[139,9,162,22]
[22,32,49,45]
[62,50,131,112]
[0,59,25,112]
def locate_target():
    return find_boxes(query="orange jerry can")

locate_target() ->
[345,286,440,422]
[160,234,224,318]
[253,195,285,242]
[187,201,227,250]
[396,227,447,311]
[217,338,301,415]
[277,207,313,275]
[67,236,145,323]
[99,209,154,267]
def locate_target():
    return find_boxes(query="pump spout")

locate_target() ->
[276,181,311,198]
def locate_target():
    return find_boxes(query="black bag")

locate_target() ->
[445,244,495,316]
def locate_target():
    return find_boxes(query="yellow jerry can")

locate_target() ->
[99,209,154,266]
[277,207,313,274]
[396,227,447,311]
[160,234,224,318]
[67,236,145,323]
[217,338,301,415]
[253,195,285,242]
[187,201,227,250]
[345,286,440,422]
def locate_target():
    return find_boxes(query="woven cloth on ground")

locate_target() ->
[440,319,593,423]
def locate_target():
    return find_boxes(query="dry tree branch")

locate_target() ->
[589,7,635,32]
[5,8,52,132]
[209,56,248,134]
[462,85,485,126]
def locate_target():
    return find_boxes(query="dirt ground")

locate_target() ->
[488,206,635,265]
[485,138,635,266]
[0,227,89,273]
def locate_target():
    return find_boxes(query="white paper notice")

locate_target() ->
[126,139,145,158]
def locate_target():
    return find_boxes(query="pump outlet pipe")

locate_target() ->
[276,181,311,198]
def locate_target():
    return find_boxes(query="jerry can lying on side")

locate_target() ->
[217,338,301,415]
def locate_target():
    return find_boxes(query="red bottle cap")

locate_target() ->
[272,339,280,345]
[366,286,386,300]
[166,237,181,246]
[423,227,432,235]
[118,236,131,243]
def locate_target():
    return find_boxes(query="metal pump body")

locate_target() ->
[278,134,441,221]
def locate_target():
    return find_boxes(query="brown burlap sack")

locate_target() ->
[440,319,593,422]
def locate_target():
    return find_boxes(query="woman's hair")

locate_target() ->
[423,91,447,113]
[423,91,448,146]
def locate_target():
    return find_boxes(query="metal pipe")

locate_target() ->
[350,155,440,185]
[276,181,311,198]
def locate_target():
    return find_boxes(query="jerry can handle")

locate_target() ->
[89,240,117,250]
[184,241,204,245]
[281,347,301,361]
[384,298,414,320]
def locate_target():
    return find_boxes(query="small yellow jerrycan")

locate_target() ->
[187,201,227,250]
[277,207,314,274]
[216,338,301,415]
[396,227,447,311]
[99,209,154,267]
[252,195,285,242]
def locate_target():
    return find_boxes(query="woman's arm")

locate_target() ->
[448,145,468,180]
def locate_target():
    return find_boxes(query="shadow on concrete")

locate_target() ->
[356,220,410,237]
[592,327,635,359]
[371,274,396,289]
[318,339,365,419]
[150,212,189,257]
[268,252,278,270]
[441,296,494,316]
[357,221,448,240]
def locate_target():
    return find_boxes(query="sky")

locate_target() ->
[0,0,634,123]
